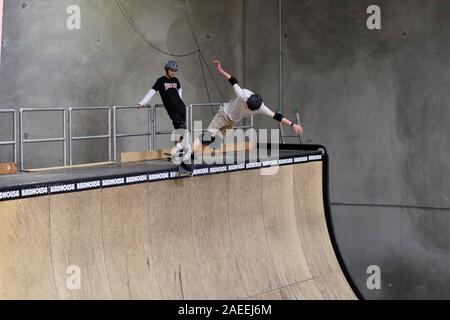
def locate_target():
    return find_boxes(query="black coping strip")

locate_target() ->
[0,144,324,202]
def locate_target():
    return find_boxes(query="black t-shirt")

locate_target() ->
[152,76,186,123]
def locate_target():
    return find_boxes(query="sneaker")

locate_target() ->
[174,143,184,157]
[182,145,193,163]
[170,143,183,165]
[178,161,194,177]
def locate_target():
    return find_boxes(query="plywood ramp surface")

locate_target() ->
[0,162,356,300]
[0,197,56,299]
[102,184,161,299]
[50,190,112,299]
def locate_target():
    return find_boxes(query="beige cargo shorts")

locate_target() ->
[207,106,236,140]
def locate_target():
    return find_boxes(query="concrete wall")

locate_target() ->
[245,0,450,299]
[0,0,244,168]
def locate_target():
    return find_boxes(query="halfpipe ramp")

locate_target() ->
[0,147,358,299]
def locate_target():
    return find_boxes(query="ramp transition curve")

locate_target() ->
[0,160,358,299]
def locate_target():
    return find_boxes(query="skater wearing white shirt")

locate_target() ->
[186,60,304,160]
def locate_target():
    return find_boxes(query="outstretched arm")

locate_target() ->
[213,60,247,100]
[283,117,304,135]
[213,60,232,81]
[260,106,304,135]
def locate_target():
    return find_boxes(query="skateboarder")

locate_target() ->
[139,60,187,155]
[185,60,304,161]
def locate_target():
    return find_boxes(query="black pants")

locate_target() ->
[165,106,187,130]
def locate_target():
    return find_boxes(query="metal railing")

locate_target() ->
[69,107,112,165]
[20,108,67,171]
[7,102,258,171]
[280,111,303,144]
[113,105,153,162]
[0,109,17,164]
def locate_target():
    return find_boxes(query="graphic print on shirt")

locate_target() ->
[164,83,178,91]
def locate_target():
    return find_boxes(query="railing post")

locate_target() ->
[20,108,23,170]
[69,107,73,165]
[186,104,191,143]
[296,112,303,145]
[63,109,67,166]
[148,106,152,150]
[13,110,17,164]
[108,107,112,162]
[152,105,156,149]
[113,106,117,162]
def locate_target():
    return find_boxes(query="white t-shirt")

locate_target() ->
[223,84,273,122]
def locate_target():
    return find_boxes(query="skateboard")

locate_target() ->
[178,161,194,177]
[164,152,194,177]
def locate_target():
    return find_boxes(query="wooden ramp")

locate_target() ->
[0,162,357,300]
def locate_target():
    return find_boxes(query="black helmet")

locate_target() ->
[165,60,179,71]
[247,94,263,111]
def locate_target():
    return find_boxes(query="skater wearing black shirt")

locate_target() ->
[139,60,187,150]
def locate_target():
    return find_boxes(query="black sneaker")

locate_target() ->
[178,161,194,177]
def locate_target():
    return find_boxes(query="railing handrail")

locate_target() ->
[114,105,149,110]
[20,107,66,112]
[190,103,223,107]
[69,106,111,111]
